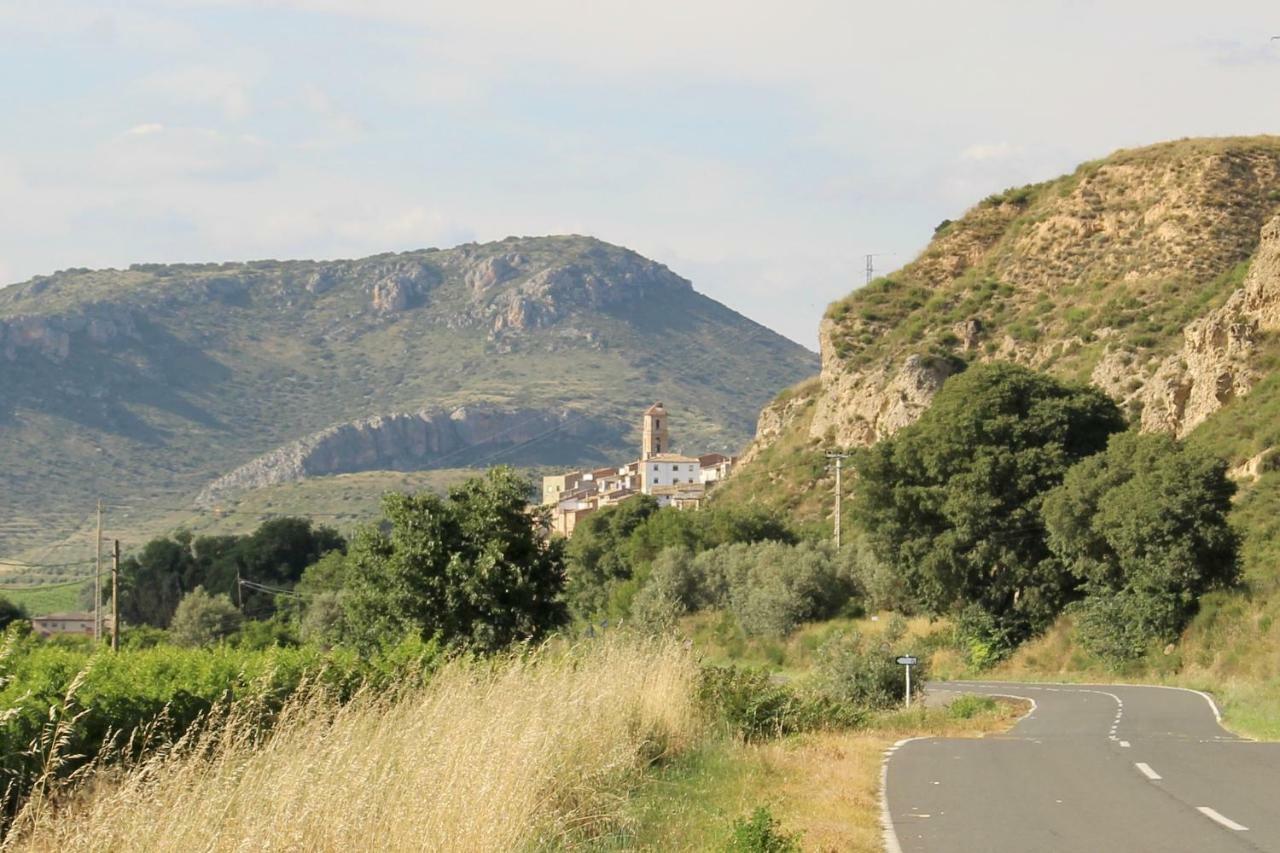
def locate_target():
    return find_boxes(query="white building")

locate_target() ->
[641,453,702,493]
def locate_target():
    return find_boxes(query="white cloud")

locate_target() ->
[126,122,165,136]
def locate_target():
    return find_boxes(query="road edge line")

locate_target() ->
[950,680,1231,732]
[881,737,928,853]
[882,692,1039,853]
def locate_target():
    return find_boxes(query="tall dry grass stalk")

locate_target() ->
[7,636,700,852]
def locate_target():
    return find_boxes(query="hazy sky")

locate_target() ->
[2,1,1279,346]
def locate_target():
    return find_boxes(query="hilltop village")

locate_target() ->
[541,403,736,535]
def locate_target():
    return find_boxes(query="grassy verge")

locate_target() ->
[619,697,1026,851]
[5,636,700,851]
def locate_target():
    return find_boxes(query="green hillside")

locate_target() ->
[0,236,817,576]
[717,137,1280,530]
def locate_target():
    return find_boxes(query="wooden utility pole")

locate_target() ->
[94,500,103,643]
[827,452,849,549]
[111,539,120,652]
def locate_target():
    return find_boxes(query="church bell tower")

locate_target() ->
[642,402,669,460]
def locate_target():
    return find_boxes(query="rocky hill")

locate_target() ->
[0,235,817,562]
[720,137,1280,527]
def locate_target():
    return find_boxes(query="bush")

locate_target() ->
[169,587,242,647]
[953,604,1018,669]
[697,666,863,741]
[724,807,801,853]
[813,622,924,711]
[947,694,997,720]
[1070,591,1182,664]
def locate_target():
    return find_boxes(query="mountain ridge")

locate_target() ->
[0,235,817,562]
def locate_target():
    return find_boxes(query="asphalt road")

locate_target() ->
[883,681,1280,852]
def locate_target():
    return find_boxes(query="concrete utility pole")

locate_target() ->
[827,452,850,548]
[111,540,120,652]
[94,500,103,643]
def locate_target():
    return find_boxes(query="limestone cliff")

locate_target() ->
[196,406,610,506]
[1139,214,1280,436]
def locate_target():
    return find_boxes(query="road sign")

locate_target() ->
[896,656,918,666]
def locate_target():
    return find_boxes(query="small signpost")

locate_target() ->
[896,655,918,708]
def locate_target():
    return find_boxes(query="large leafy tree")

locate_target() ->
[852,362,1125,639]
[564,496,661,619]
[344,467,568,652]
[1042,431,1238,661]
[116,519,345,628]
[0,596,26,630]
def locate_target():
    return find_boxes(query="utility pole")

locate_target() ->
[111,540,120,652]
[827,452,849,549]
[94,500,103,644]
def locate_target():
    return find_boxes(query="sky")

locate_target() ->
[1,1,1279,348]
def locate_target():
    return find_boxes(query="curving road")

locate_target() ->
[883,681,1280,852]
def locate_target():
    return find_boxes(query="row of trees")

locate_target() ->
[850,363,1238,662]
[109,518,346,629]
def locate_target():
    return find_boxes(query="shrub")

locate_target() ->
[813,623,924,711]
[1069,591,1182,664]
[631,541,858,639]
[169,587,242,648]
[953,604,1018,669]
[947,694,997,720]
[724,807,801,853]
[722,542,854,637]
[697,666,863,741]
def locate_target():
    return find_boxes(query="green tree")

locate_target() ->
[344,467,568,652]
[116,520,345,628]
[565,495,661,619]
[565,498,796,622]
[169,586,243,647]
[117,537,196,628]
[0,595,27,630]
[852,363,1125,640]
[1042,431,1238,661]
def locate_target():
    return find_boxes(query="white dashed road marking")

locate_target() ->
[1197,807,1249,831]
[1135,762,1162,781]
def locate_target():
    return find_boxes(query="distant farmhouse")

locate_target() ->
[29,611,110,638]
[542,403,737,536]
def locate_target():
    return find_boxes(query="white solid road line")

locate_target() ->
[1198,807,1249,831]
[1135,762,1162,780]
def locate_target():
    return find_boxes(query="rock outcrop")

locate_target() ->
[195,405,610,506]
[748,139,1280,456]
[0,306,138,363]
[1139,214,1280,436]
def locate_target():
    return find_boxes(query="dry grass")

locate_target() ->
[755,702,1028,852]
[6,637,700,853]
[623,698,1027,852]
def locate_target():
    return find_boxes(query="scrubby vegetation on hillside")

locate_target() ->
[0,234,817,563]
